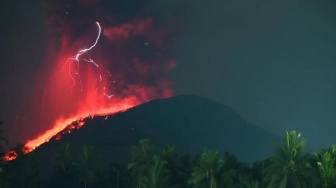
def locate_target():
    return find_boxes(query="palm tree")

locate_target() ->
[4,149,42,188]
[49,143,77,188]
[264,130,315,188]
[163,145,177,160]
[221,152,251,187]
[0,121,8,186]
[238,174,261,188]
[54,142,73,176]
[0,121,8,155]
[128,138,154,188]
[189,149,225,188]
[249,159,273,187]
[162,146,191,187]
[316,151,336,187]
[320,145,336,157]
[143,154,170,188]
[73,144,100,188]
[106,163,132,188]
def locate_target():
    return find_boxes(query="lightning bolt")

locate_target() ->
[61,22,101,92]
[104,93,114,99]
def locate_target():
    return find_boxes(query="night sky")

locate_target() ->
[1,0,336,150]
[168,0,336,150]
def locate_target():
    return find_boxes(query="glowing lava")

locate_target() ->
[23,96,140,154]
[2,97,142,162]
[20,21,145,155]
[3,14,177,162]
[2,22,141,161]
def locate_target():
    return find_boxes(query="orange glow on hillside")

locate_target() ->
[23,96,140,154]
[3,13,178,162]
[2,151,18,162]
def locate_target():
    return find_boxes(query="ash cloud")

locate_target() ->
[5,0,184,146]
[40,0,181,95]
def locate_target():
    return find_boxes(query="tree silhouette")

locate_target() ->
[106,163,132,188]
[4,149,43,188]
[0,121,8,155]
[128,138,154,188]
[189,149,225,188]
[221,152,252,187]
[54,143,74,176]
[162,145,191,187]
[0,121,9,187]
[143,154,170,188]
[250,159,273,187]
[73,144,100,188]
[264,130,315,187]
[310,146,336,187]
[2,130,336,187]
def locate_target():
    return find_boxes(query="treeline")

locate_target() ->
[0,130,336,188]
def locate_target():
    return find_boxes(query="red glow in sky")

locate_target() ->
[3,13,177,160]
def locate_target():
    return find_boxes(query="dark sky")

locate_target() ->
[1,0,336,150]
[152,0,336,150]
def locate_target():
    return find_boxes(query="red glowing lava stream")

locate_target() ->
[2,21,154,161]
[3,97,141,161]
[23,97,140,154]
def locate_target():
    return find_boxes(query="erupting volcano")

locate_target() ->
[23,18,140,152]
[3,1,180,161]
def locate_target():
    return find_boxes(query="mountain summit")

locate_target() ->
[36,95,280,178]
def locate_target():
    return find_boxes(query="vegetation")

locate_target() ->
[0,121,8,155]
[0,130,336,187]
[263,131,315,187]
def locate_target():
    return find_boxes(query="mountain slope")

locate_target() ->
[35,95,281,178]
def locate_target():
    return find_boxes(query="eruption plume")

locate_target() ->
[61,21,101,92]
[3,0,182,161]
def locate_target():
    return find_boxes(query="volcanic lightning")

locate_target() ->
[62,22,101,91]
[3,13,178,162]
[2,21,126,161]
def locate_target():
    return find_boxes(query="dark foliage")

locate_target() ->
[1,130,336,188]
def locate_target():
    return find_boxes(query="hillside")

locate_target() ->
[35,95,281,179]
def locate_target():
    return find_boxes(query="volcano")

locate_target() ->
[30,95,280,179]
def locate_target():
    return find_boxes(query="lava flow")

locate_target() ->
[3,15,176,161]
[24,96,140,154]
[3,96,141,161]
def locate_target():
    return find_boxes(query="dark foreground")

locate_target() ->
[1,130,336,188]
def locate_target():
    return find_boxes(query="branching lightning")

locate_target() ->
[61,22,101,91]
[2,14,176,162]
